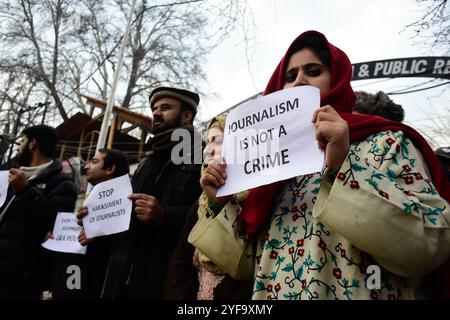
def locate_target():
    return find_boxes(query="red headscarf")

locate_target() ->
[240,31,450,299]
[239,30,450,297]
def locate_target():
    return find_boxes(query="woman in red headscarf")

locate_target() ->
[197,31,450,300]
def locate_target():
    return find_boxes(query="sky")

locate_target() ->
[197,0,450,148]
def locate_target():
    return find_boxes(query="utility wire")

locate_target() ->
[388,81,450,95]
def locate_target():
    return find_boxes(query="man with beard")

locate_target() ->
[0,125,77,299]
[101,87,202,299]
[50,148,130,300]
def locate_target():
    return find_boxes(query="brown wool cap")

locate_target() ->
[149,86,200,112]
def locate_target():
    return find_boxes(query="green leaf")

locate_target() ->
[255,280,265,291]
[351,279,360,287]
[412,203,421,213]
[365,178,379,189]
[343,289,352,299]
[282,263,293,273]
[311,188,320,195]
[313,178,322,184]
[280,207,290,214]
[372,172,384,179]
[268,239,281,248]
[342,278,349,286]
[276,256,285,266]
[389,153,399,165]
[302,220,309,231]
[386,168,397,182]
[305,252,315,267]
[295,266,304,279]
[269,272,277,281]
[351,163,367,172]
[426,207,442,216]
[401,143,409,157]
[283,292,299,300]
[403,202,412,214]
[330,253,337,264]
[276,217,283,232]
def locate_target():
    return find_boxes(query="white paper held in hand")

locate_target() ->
[0,171,9,207]
[217,86,324,196]
[83,174,133,238]
[42,212,87,255]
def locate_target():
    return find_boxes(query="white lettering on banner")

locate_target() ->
[0,171,8,208]
[433,59,450,75]
[352,57,450,80]
[372,59,431,77]
[41,212,87,254]
[217,86,324,197]
[82,174,132,238]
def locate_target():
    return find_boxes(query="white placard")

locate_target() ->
[0,171,8,207]
[82,174,132,238]
[42,212,87,255]
[217,86,324,196]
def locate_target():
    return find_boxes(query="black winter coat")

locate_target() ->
[163,201,253,300]
[0,160,77,299]
[101,152,202,300]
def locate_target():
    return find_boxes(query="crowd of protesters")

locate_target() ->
[0,30,449,301]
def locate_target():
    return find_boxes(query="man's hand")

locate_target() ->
[129,193,164,225]
[78,229,93,246]
[44,231,54,241]
[312,105,349,171]
[76,206,88,226]
[199,155,231,205]
[8,168,28,193]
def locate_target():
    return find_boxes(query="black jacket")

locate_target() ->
[0,160,77,298]
[102,149,202,299]
[163,201,253,300]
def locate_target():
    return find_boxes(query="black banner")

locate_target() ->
[351,57,450,81]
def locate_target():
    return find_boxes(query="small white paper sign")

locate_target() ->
[83,174,132,238]
[217,86,324,196]
[42,212,87,255]
[0,171,8,207]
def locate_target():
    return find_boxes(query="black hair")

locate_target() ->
[288,33,331,70]
[181,102,196,124]
[98,148,130,178]
[355,91,405,122]
[21,125,58,158]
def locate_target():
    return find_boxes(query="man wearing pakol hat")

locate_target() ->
[101,87,203,299]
